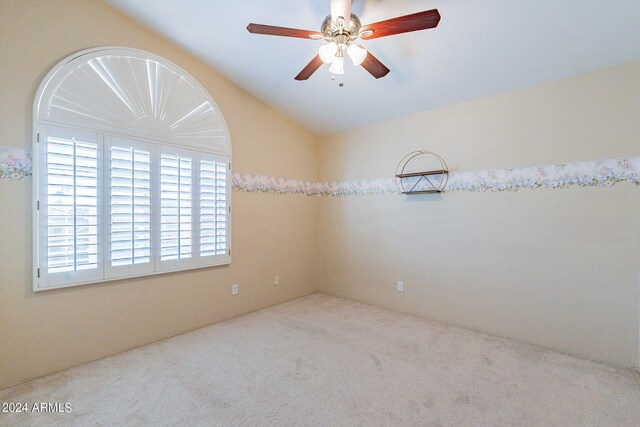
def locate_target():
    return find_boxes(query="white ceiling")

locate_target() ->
[104,0,640,136]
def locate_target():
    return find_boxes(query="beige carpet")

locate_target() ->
[1,293,639,426]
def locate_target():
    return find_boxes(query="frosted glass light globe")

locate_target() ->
[347,44,367,66]
[319,42,338,64]
[329,56,344,74]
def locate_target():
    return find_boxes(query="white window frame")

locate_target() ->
[33,47,232,291]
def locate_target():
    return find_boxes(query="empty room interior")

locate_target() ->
[1,0,640,425]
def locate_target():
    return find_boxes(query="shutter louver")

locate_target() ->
[200,158,228,257]
[160,153,192,262]
[109,144,151,268]
[46,136,99,274]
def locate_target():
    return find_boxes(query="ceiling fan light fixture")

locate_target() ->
[329,55,344,75]
[347,44,367,66]
[247,5,441,81]
[319,42,338,64]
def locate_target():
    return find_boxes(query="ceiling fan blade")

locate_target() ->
[247,23,323,39]
[360,52,390,79]
[360,9,441,40]
[295,55,324,81]
[330,0,352,23]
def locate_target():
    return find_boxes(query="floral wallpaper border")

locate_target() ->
[0,146,32,180]
[232,156,640,196]
[3,146,639,196]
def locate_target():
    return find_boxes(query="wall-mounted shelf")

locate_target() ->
[395,152,449,195]
[400,189,442,195]
[395,170,448,178]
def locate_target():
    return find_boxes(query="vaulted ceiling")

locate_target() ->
[105,0,640,135]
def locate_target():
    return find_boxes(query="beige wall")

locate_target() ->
[2,0,639,391]
[318,62,640,369]
[0,0,318,389]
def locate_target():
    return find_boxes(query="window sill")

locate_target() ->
[33,258,231,292]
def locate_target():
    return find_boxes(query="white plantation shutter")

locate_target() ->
[197,154,230,266]
[35,131,231,289]
[106,138,153,278]
[40,126,103,287]
[34,49,232,291]
[157,149,194,270]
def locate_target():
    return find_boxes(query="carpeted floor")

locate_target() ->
[1,293,639,426]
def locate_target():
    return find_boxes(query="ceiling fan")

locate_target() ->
[247,0,441,81]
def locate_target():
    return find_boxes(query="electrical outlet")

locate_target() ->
[274,275,280,286]
[397,281,404,292]
[231,284,238,295]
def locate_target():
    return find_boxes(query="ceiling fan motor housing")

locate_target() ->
[321,13,362,39]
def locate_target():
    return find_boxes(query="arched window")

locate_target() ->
[33,47,231,291]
